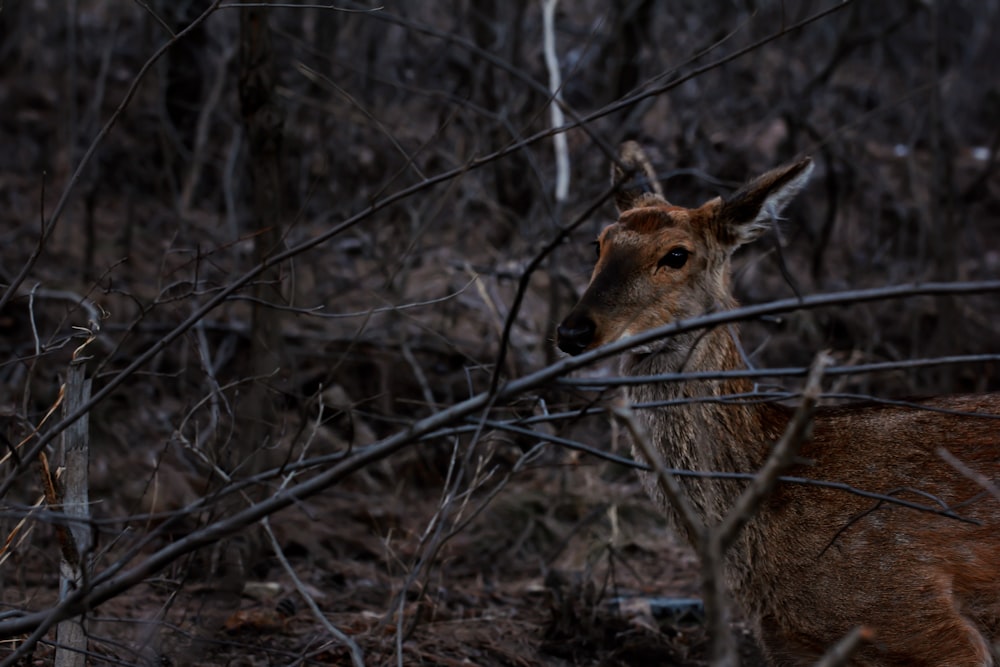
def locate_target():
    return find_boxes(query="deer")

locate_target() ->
[556,142,1000,666]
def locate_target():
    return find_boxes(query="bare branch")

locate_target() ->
[812,626,875,667]
[610,402,704,543]
[938,447,1000,503]
[559,353,1000,389]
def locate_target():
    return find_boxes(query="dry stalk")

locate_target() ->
[179,41,237,216]
[938,446,1000,502]
[812,626,875,667]
[261,402,366,667]
[715,352,833,553]
[611,404,704,542]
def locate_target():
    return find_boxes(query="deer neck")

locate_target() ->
[622,324,788,527]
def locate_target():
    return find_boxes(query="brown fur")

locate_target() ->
[557,145,1000,666]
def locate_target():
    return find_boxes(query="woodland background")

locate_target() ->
[1,1,999,665]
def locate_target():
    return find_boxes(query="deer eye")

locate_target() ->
[591,241,601,259]
[657,247,689,270]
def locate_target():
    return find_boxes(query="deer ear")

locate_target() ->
[718,157,814,246]
[610,141,669,213]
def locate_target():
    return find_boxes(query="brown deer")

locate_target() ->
[557,142,1000,666]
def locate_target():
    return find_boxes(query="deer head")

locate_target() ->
[557,144,814,356]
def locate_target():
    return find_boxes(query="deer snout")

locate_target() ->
[557,314,596,356]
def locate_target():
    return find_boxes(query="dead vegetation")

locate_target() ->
[0,1,999,665]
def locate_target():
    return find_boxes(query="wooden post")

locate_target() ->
[55,361,92,667]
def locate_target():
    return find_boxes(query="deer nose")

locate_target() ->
[557,316,596,356]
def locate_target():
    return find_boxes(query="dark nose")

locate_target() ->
[557,315,595,356]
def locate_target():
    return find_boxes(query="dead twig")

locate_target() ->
[812,626,874,667]
[938,447,1000,503]
[261,414,365,667]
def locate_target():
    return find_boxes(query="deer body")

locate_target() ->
[557,143,1000,666]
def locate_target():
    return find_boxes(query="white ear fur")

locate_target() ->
[755,160,814,227]
[723,157,814,246]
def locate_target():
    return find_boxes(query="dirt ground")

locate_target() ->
[7,456,769,666]
[1,1,999,665]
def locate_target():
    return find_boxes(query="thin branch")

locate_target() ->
[610,401,704,543]
[703,352,830,666]
[812,626,875,667]
[179,41,237,215]
[938,447,1000,502]
[297,63,425,182]
[219,2,383,10]
[263,518,366,667]
[537,280,1000,380]
[261,427,365,667]
[558,353,1000,389]
[431,419,980,524]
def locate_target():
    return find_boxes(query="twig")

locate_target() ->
[938,447,1000,502]
[704,352,831,666]
[614,352,831,666]
[427,418,981,524]
[261,425,365,667]
[219,2,383,10]
[0,492,45,570]
[297,63,425,182]
[558,353,1000,389]
[233,276,479,318]
[179,41,237,215]
[401,343,436,409]
[22,283,44,420]
[812,626,874,667]
[485,180,621,397]
[386,435,499,658]
[610,402,704,543]
[612,397,739,665]
[263,518,366,667]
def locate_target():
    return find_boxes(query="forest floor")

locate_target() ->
[7,457,766,666]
